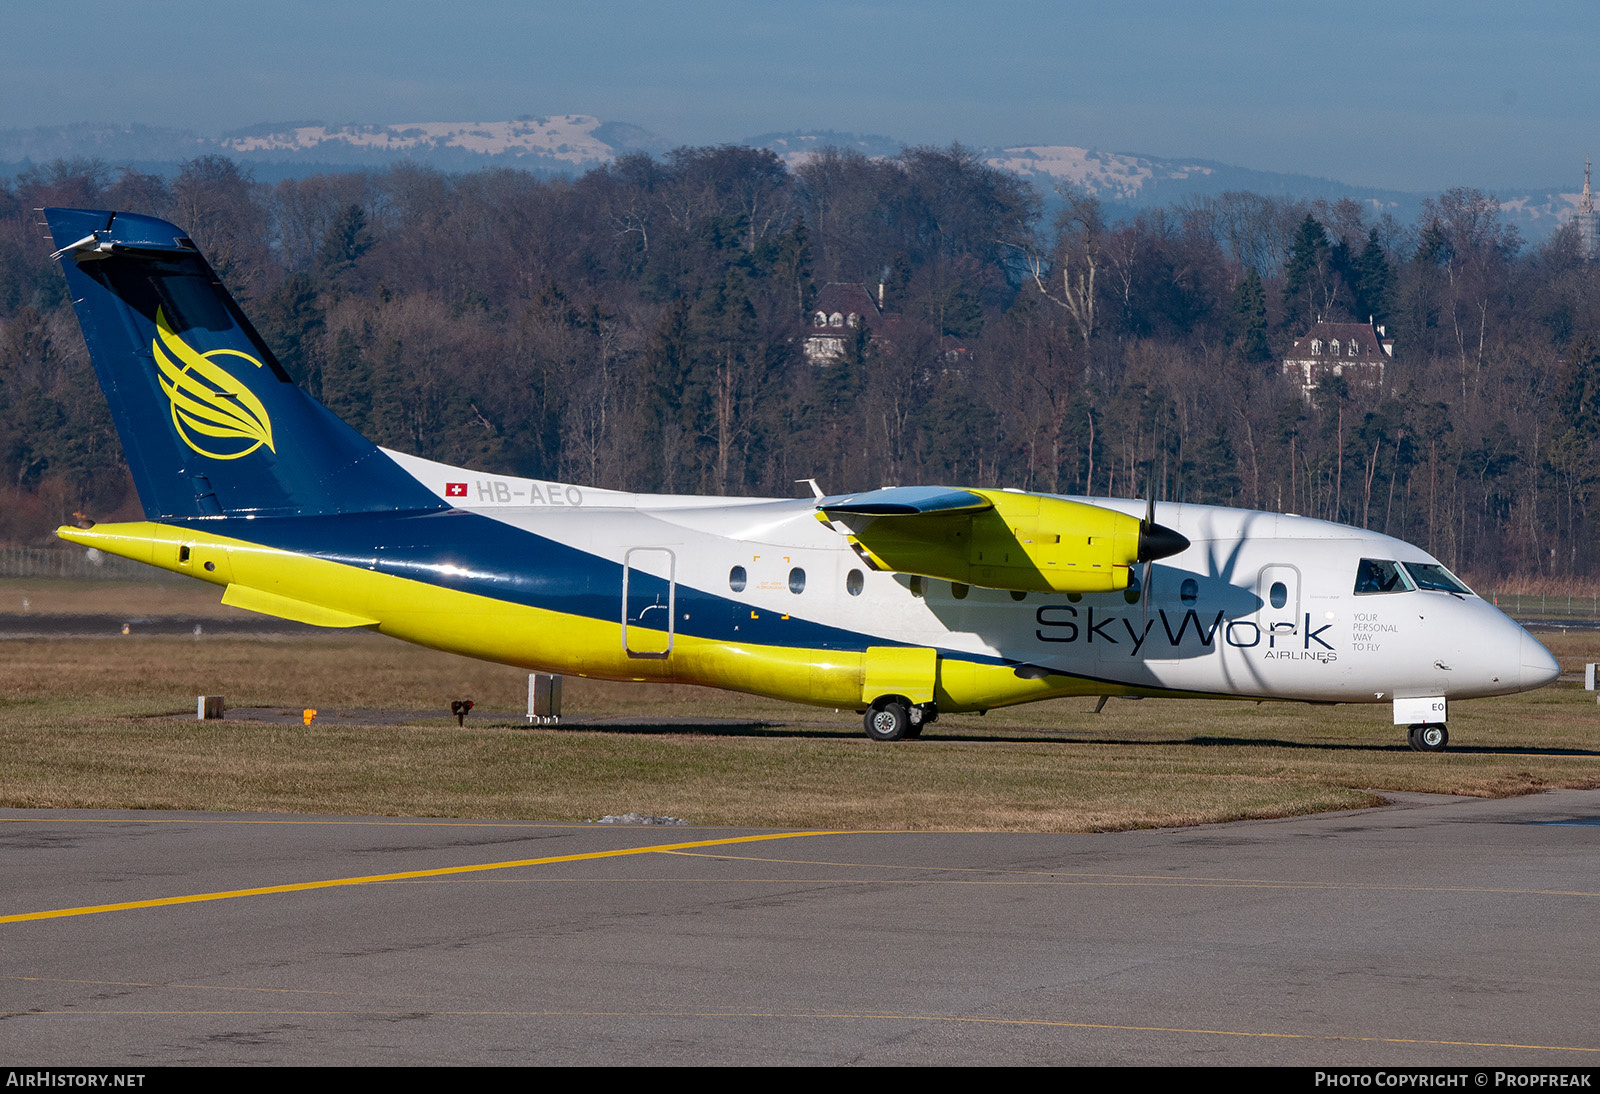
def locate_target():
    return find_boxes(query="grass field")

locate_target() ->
[2,578,1598,831]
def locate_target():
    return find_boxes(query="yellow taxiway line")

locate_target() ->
[0,830,840,925]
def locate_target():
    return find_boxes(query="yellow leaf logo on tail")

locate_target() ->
[152,308,275,460]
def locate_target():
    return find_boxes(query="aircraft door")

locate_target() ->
[1256,564,1301,652]
[622,548,675,658]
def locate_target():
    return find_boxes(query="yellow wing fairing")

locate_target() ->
[819,488,1171,594]
[219,584,379,629]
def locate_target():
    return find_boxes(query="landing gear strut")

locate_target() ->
[1407,723,1449,752]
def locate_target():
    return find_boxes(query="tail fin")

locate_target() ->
[44,208,442,519]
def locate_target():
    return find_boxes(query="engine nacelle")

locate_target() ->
[827,489,1149,594]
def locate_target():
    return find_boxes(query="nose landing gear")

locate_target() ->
[1406,723,1449,752]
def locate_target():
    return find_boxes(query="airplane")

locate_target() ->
[39,207,1561,751]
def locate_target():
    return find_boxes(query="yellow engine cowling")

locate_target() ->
[833,490,1145,594]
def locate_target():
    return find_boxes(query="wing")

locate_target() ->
[817,487,1185,594]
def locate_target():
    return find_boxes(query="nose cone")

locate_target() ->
[1138,521,1190,562]
[1520,630,1561,691]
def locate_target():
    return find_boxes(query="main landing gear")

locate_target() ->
[863,697,938,741]
[1406,723,1449,752]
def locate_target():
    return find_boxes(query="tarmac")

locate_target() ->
[4,789,1600,1065]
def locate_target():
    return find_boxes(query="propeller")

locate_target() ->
[1135,476,1190,625]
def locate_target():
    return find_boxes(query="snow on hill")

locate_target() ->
[744,130,904,167]
[984,146,1215,202]
[1499,191,1584,232]
[221,114,625,165]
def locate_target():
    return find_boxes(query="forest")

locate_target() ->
[2,145,1599,584]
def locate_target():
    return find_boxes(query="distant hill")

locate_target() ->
[751,131,1580,239]
[0,115,669,181]
[1,117,1583,241]
[216,114,669,169]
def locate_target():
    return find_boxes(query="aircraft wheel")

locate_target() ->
[1407,723,1449,752]
[864,699,911,742]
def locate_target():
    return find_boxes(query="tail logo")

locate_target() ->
[152,308,276,460]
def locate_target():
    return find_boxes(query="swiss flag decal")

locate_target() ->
[445,482,468,497]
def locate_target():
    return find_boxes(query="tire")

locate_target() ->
[864,699,911,742]
[1407,723,1449,752]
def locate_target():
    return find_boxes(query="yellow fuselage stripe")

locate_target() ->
[0,831,839,925]
[58,520,1127,712]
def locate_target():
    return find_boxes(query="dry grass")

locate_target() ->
[0,577,241,618]
[1467,573,1600,598]
[2,579,1599,832]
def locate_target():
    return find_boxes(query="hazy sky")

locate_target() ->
[4,1,1594,193]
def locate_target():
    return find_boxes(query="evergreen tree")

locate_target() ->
[1229,268,1270,363]
[1352,228,1393,325]
[1189,424,1240,503]
[254,272,326,395]
[317,203,373,287]
[1281,215,1331,327]
[1555,336,1600,440]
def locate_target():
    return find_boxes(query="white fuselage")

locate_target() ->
[387,452,1559,707]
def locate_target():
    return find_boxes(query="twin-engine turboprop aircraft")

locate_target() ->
[42,208,1560,749]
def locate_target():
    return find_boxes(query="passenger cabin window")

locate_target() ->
[789,567,806,594]
[1354,558,1413,595]
[1180,578,1198,604]
[729,565,747,592]
[1269,581,1288,609]
[846,569,864,596]
[909,575,925,598]
[951,582,969,600]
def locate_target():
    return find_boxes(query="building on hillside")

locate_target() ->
[804,283,886,365]
[798,281,976,368]
[1282,317,1393,401]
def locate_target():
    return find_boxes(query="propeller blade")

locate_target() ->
[1141,490,1155,625]
[1134,478,1189,625]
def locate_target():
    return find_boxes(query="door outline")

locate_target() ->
[622,547,676,658]
[1257,563,1301,649]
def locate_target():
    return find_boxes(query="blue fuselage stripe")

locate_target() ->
[163,509,975,658]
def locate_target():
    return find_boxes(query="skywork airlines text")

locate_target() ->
[1036,606,1336,659]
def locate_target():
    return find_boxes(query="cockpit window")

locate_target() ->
[1354,559,1414,595]
[1399,562,1473,595]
